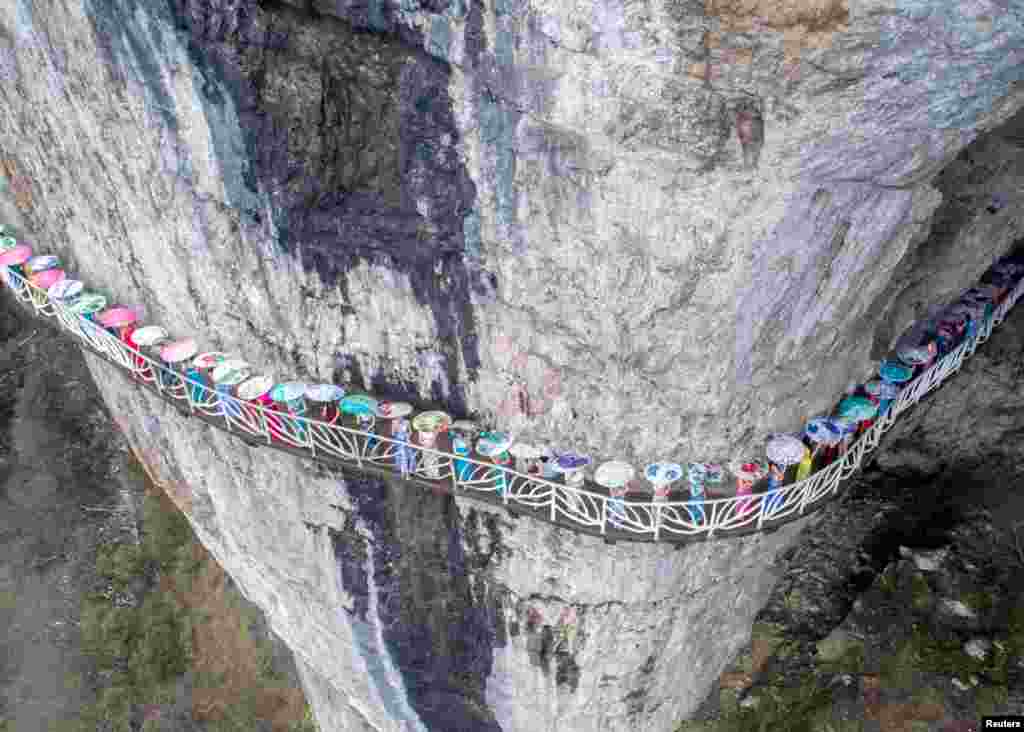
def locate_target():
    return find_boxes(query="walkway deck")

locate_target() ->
[3,265,1021,544]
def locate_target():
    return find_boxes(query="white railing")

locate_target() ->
[3,266,1022,542]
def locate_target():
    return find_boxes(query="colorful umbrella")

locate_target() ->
[237,375,274,401]
[48,279,83,302]
[0,245,32,266]
[0,235,17,250]
[476,431,513,457]
[644,462,684,486]
[837,395,878,421]
[160,338,198,364]
[271,382,308,403]
[766,434,807,466]
[864,380,900,400]
[804,418,842,446]
[306,384,346,403]
[731,460,766,481]
[552,452,591,473]
[594,460,634,489]
[375,400,413,419]
[30,268,65,290]
[897,342,936,366]
[26,255,59,274]
[339,394,377,416]
[412,410,450,433]
[67,292,107,315]
[132,326,168,347]
[97,306,138,329]
[830,417,857,436]
[879,360,913,384]
[192,352,227,369]
[211,361,251,385]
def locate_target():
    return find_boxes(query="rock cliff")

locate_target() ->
[2,0,1024,730]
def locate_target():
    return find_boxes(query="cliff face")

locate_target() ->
[3,0,1024,730]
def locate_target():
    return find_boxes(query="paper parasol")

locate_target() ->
[412,410,450,433]
[30,268,65,290]
[160,338,198,364]
[211,361,251,385]
[804,418,842,446]
[305,384,346,403]
[766,434,808,466]
[192,352,227,369]
[237,375,274,401]
[552,452,591,473]
[339,394,377,416]
[879,360,913,384]
[132,326,168,347]
[644,462,683,485]
[26,255,59,273]
[594,460,635,489]
[48,279,83,301]
[271,382,308,403]
[0,245,33,266]
[97,307,138,329]
[476,431,513,457]
[864,380,901,400]
[837,395,878,421]
[68,292,108,315]
[375,400,412,419]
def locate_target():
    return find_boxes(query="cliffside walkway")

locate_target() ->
[3,266,1022,544]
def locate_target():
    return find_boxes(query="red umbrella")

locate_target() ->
[98,307,138,329]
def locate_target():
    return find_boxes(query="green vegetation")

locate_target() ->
[56,486,201,731]
[677,674,837,732]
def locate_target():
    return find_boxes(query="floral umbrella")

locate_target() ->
[837,395,878,421]
[192,352,227,369]
[306,384,346,404]
[26,255,59,273]
[131,326,168,347]
[375,400,412,419]
[97,306,138,329]
[160,338,198,364]
[804,418,843,446]
[552,452,591,473]
[339,394,378,416]
[271,382,308,404]
[730,460,766,482]
[594,460,634,489]
[237,375,274,401]
[68,292,108,316]
[30,268,65,290]
[476,431,513,457]
[412,410,450,433]
[766,434,807,467]
[879,360,913,384]
[212,361,251,385]
[48,279,83,302]
[644,462,684,487]
[864,380,901,400]
[0,245,33,266]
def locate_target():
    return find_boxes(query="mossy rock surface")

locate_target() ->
[816,629,864,664]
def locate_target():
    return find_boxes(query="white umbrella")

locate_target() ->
[765,434,807,466]
[594,460,634,489]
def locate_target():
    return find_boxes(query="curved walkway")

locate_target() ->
[3,266,1022,544]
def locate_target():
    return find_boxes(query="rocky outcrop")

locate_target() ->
[3,1,1024,731]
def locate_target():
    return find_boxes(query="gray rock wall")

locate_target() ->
[2,0,1024,730]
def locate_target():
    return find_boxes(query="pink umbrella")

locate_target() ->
[98,307,138,329]
[160,338,198,364]
[0,245,32,266]
[30,268,65,290]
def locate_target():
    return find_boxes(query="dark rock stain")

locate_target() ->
[332,473,504,731]
[125,0,485,414]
